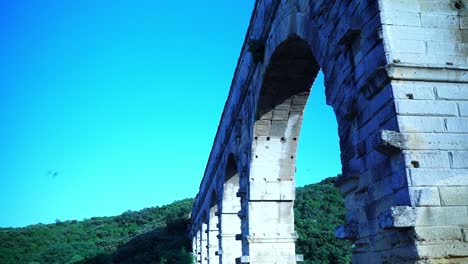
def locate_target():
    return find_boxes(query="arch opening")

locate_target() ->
[295,70,341,186]
[256,36,319,121]
[248,36,330,262]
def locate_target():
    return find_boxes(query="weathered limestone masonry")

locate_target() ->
[189,0,468,263]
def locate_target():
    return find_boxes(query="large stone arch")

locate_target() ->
[191,0,468,263]
[247,35,319,263]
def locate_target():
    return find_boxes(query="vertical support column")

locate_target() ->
[220,212,242,263]
[207,211,220,263]
[245,199,297,264]
[201,223,208,264]
[193,235,198,263]
[222,155,244,263]
[332,1,468,262]
[245,90,311,263]
[246,108,303,263]
[196,229,202,263]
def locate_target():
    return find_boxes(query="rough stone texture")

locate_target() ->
[189,0,468,263]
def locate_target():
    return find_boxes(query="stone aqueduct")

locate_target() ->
[189,0,468,263]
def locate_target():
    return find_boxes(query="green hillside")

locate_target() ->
[0,177,351,264]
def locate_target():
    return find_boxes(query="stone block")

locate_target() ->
[357,84,393,123]
[368,177,395,201]
[397,116,445,132]
[417,244,468,258]
[380,11,421,27]
[396,100,458,116]
[421,14,460,29]
[426,41,459,56]
[385,25,462,42]
[371,231,401,251]
[357,170,372,193]
[384,39,426,53]
[357,219,380,239]
[388,51,466,66]
[409,168,468,186]
[403,150,450,168]
[269,120,288,137]
[336,174,358,195]
[445,118,468,133]
[358,104,397,142]
[460,102,468,117]
[462,28,468,43]
[423,207,468,226]
[391,81,436,100]
[365,195,394,220]
[272,112,289,121]
[402,133,468,150]
[459,43,468,55]
[387,63,468,83]
[379,206,417,229]
[436,83,468,100]
[439,187,468,206]
[462,16,468,30]
[451,151,468,169]
[419,0,460,15]
[352,252,382,264]
[408,187,441,206]
[412,226,462,242]
[380,1,421,13]
[254,124,270,136]
[334,222,358,240]
[375,130,407,154]
[379,206,468,228]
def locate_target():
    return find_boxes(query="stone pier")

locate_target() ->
[189,0,468,263]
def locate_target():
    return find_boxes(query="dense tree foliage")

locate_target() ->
[295,177,352,263]
[0,177,351,263]
[0,199,194,264]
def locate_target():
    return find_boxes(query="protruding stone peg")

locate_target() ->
[374,130,407,155]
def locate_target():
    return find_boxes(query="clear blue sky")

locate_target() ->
[0,1,341,228]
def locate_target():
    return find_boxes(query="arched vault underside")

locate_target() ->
[190,0,468,263]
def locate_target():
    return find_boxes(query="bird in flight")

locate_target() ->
[47,170,59,179]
